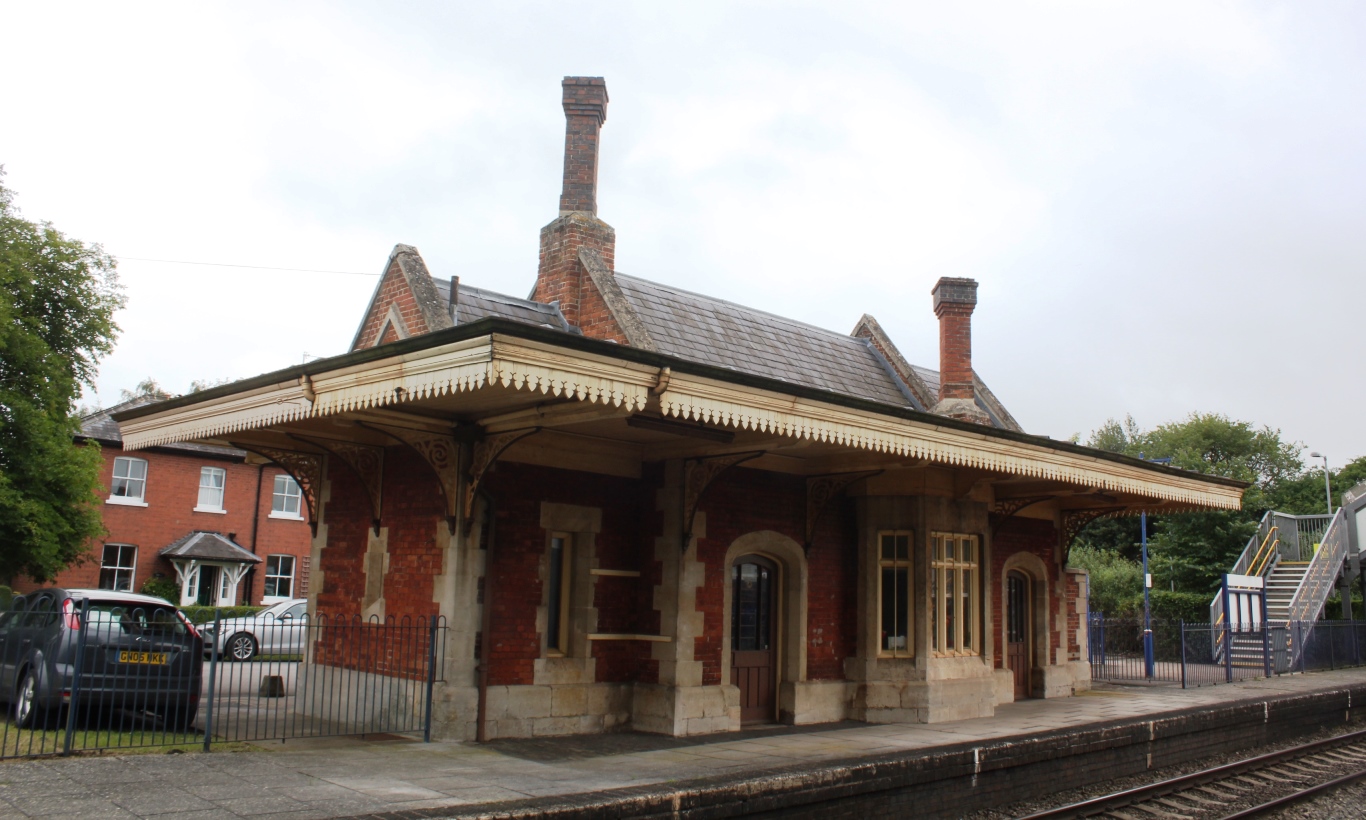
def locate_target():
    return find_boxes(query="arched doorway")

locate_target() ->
[1006,570,1031,699]
[731,555,778,724]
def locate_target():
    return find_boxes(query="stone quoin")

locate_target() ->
[111,77,1246,740]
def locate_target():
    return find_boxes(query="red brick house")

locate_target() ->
[112,77,1244,740]
[15,399,313,607]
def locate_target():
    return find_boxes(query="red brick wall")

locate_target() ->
[378,447,446,622]
[935,303,975,401]
[314,458,372,616]
[17,444,311,604]
[694,467,857,686]
[482,461,649,686]
[353,259,430,350]
[532,216,623,342]
[989,514,1063,668]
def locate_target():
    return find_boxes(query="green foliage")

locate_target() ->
[1148,590,1212,623]
[139,576,181,604]
[118,378,170,403]
[181,605,263,624]
[1322,596,1366,621]
[0,585,12,609]
[0,170,125,583]
[1073,412,1318,598]
[1071,545,1142,617]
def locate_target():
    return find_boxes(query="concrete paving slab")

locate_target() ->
[5,668,1366,818]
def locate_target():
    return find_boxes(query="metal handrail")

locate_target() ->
[1248,527,1281,576]
[1286,508,1348,626]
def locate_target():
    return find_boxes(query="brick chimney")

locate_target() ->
[931,277,991,425]
[532,77,618,334]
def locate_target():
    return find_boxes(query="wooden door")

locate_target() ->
[1007,571,1030,699]
[731,556,777,724]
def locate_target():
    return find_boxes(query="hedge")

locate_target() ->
[181,605,264,624]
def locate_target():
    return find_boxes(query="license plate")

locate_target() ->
[118,651,168,665]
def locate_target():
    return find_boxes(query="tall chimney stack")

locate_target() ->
[532,77,617,332]
[559,77,608,215]
[931,277,991,425]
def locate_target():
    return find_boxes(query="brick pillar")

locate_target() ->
[532,77,617,331]
[931,277,991,425]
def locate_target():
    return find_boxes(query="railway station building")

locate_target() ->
[111,77,1245,740]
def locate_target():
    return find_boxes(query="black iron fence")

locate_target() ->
[0,598,446,760]
[1090,616,1366,688]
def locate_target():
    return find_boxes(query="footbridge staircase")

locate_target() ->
[1212,484,1366,668]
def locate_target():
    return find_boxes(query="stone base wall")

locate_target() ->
[631,683,740,736]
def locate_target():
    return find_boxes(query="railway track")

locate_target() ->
[1014,727,1366,820]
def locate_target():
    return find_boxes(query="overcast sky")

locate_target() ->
[3,2,1363,467]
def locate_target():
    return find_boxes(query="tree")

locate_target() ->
[0,170,125,582]
[1075,413,1310,595]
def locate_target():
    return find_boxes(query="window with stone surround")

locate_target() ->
[878,530,913,657]
[931,532,980,656]
[545,531,572,656]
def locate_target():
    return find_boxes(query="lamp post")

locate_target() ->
[1142,510,1155,678]
[1310,451,1333,515]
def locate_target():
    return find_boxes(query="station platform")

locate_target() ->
[5,668,1366,819]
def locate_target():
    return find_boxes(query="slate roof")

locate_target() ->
[158,531,261,564]
[613,274,915,409]
[434,280,574,332]
[80,398,244,458]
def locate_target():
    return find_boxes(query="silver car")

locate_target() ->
[201,600,307,661]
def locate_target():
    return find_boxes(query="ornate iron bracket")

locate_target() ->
[681,451,765,551]
[991,495,1055,533]
[230,444,325,536]
[360,422,463,533]
[290,435,385,535]
[1060,506,1127,564]
[804,471,881,553]
[464,428,540,535]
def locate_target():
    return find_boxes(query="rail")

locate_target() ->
[1014,726,1366,820]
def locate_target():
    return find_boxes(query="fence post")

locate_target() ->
[203,610,221,753]
[423,615,439,743]
[1329,622,1337,670]
[1180,621,1188,689]
[1355,620,1361,667]
[1261,592,1271,679]
[62,600,89,756]
[1223,617,1233,683]
[1297,621,1307,674]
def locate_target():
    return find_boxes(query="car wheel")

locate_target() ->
[14,670,45,729]
[227,632,257,661]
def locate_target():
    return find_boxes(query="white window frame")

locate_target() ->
[107,457,149,506]
[99,544,138,592]
[194,466,227,513]
[269,474,304,520]
[262,555,296,603]
[930,532,981,657]
[877,530,914,658]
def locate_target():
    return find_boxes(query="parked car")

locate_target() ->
[200,599,307,661]
[0,589,203,729]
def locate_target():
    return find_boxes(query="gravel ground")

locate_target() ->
[1264,778,1366,819]
[962,724,1366,819]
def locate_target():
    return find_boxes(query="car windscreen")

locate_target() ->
[84,602,188,636]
